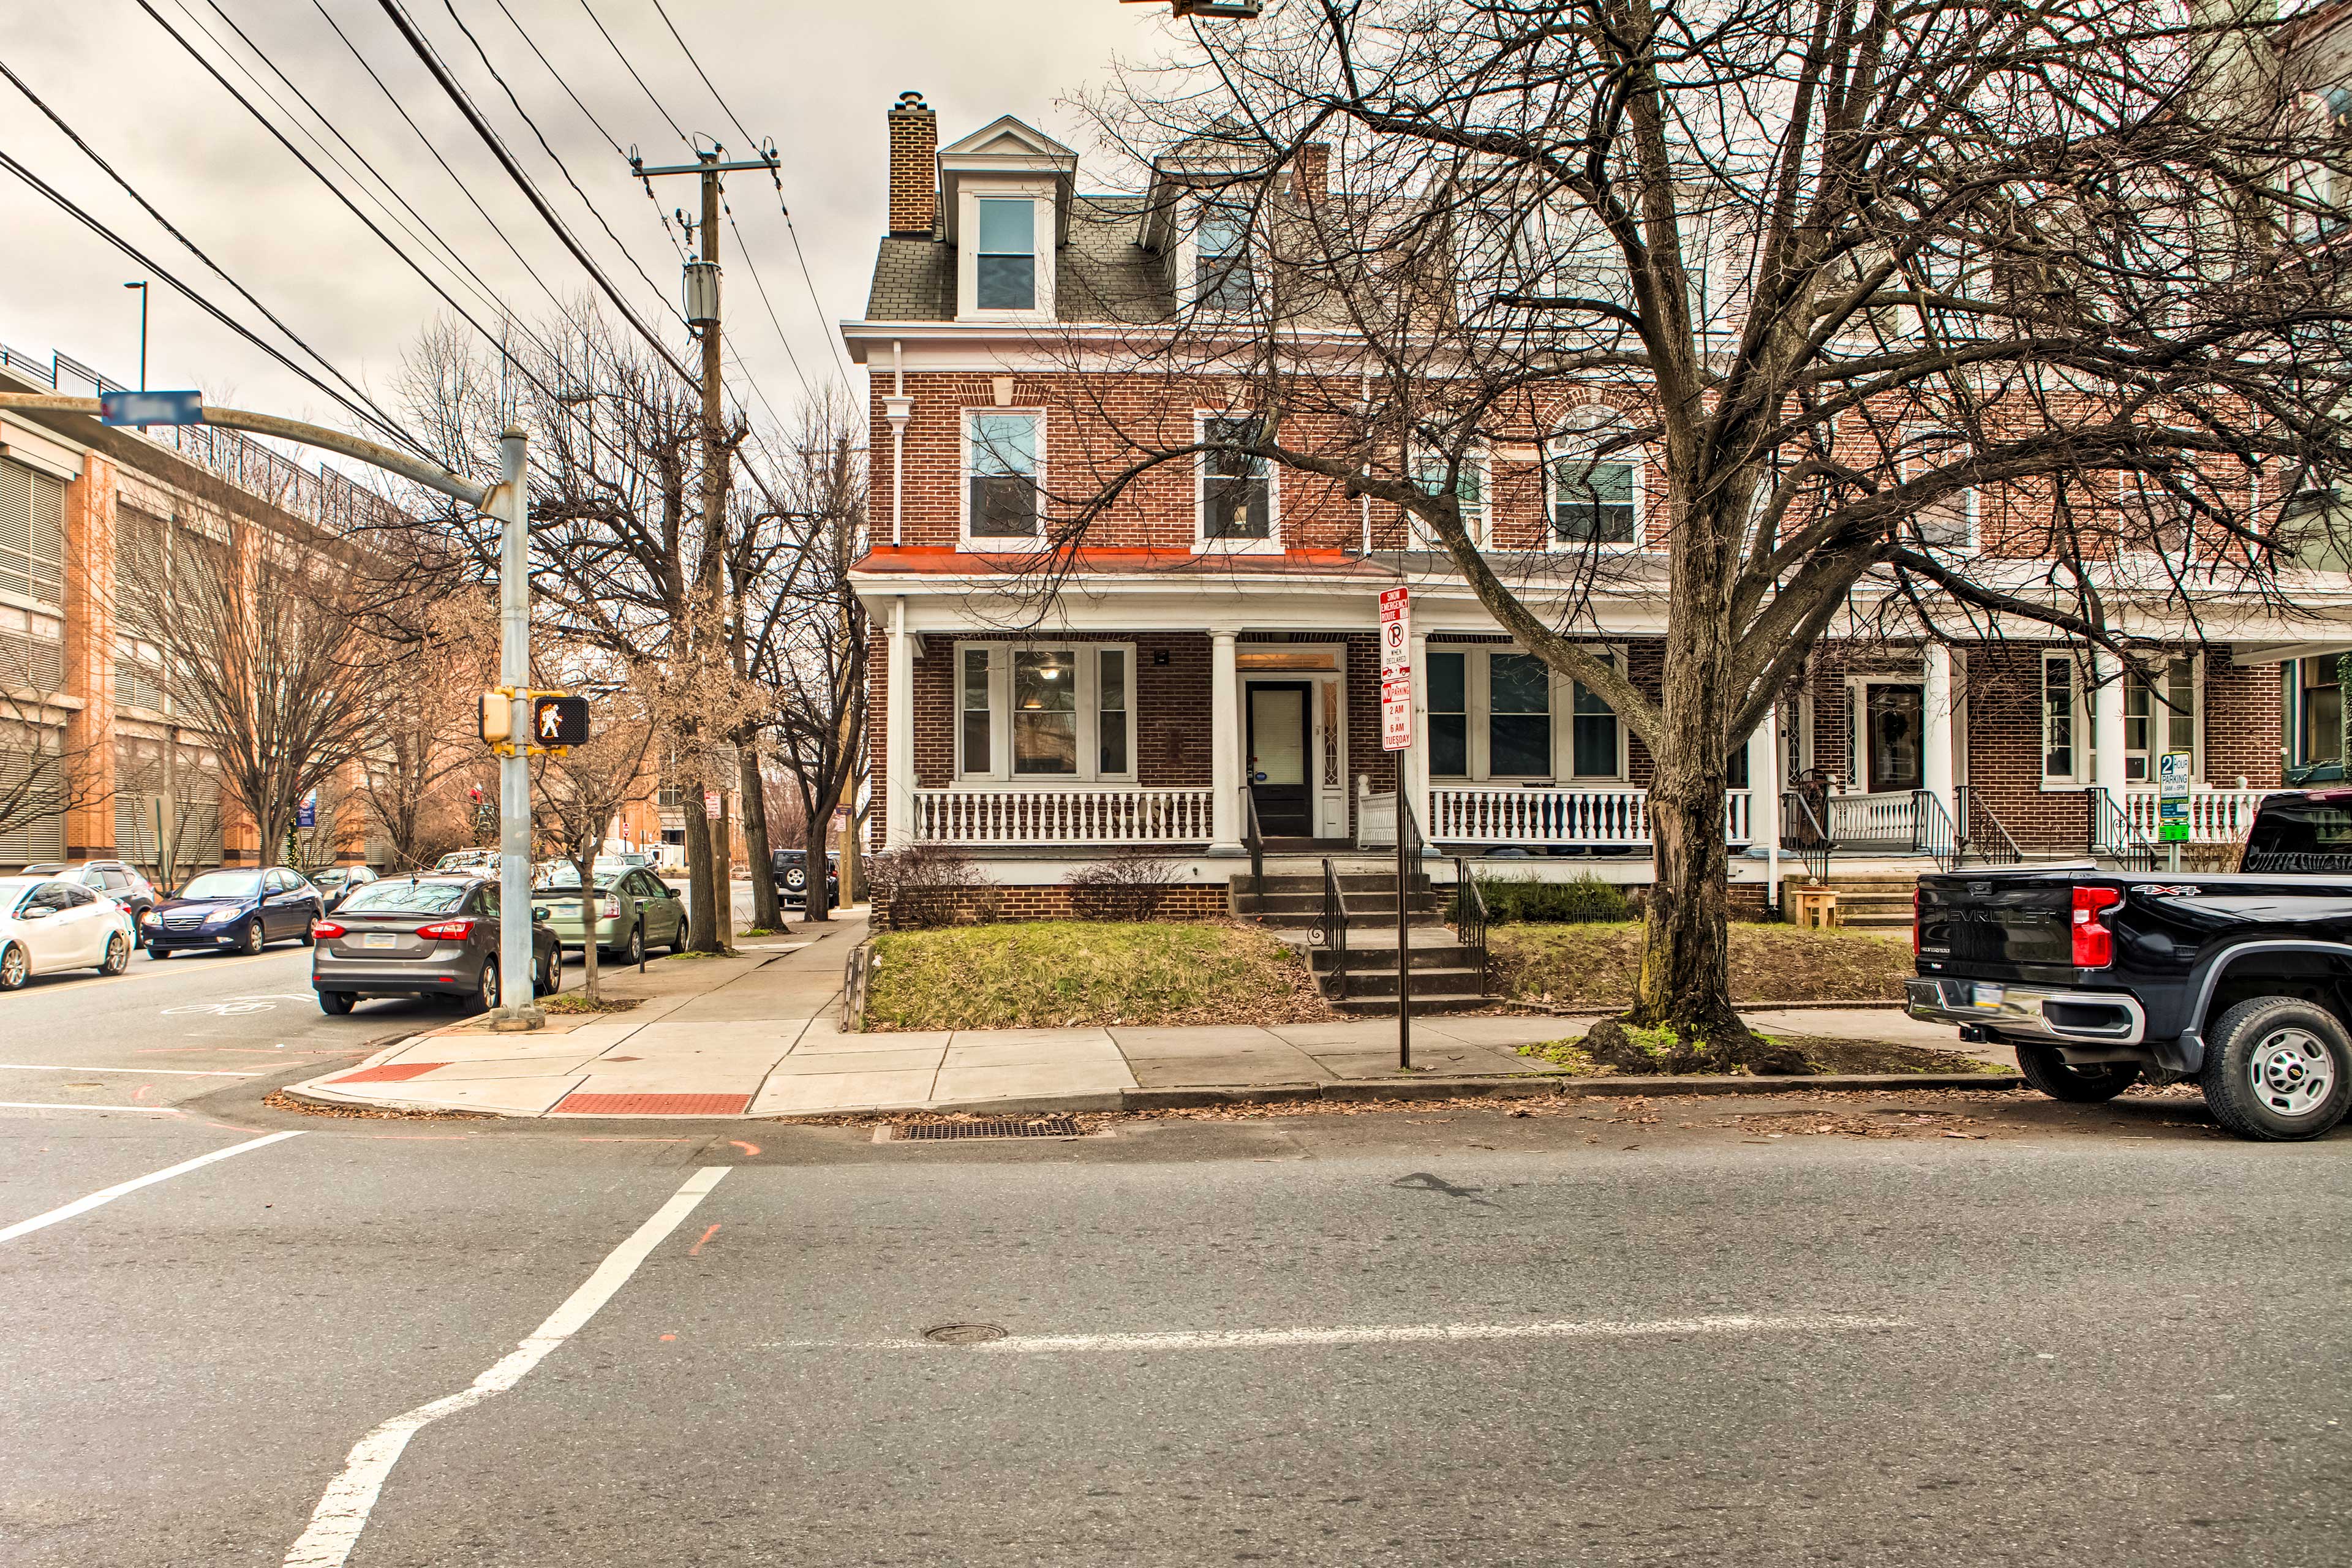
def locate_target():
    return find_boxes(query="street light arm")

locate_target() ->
[0,392,491,509]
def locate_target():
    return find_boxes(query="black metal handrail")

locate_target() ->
[1317,858,1351,1001]
[1453,855,1491,994]
[2089,785,2160,871]
[1956,785,2023,867]
[1912,788,1960,872]
[1781,788,1834,884]
[1241,785,1265,916]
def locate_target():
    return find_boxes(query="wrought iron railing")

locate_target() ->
[1242,784,1265,913]
[1453,856,1491,994]
[2089,786,2160,871]
[1912,789,1960,871]
[1781,789,1834,884]
[1956,785,2023,867]
[1317,858,1351,1002]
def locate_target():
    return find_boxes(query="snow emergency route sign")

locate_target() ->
[1379,586,1411,752]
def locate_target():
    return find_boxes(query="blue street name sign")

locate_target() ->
[99,389,203,426]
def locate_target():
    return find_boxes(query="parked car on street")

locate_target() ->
[311,873,560,1015]
[142,867,325,957]
[531,864,688,964]
[23,861,159,945]
[434,848,501,874]
[1907,788,2352,1141]
[309,864,380,913]
[0,874,137,989]
[771,849,840,910]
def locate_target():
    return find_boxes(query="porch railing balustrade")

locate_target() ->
[1428,785,1752,847]
[2120,786,2271,845]
[2089,786,2161,871]
[913,786,1215,845]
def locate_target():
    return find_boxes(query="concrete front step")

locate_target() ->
[1233,890,1441,916]
[1332,991,1493,1016]
[1324,966,1487,998]
[1306,943,1477,972]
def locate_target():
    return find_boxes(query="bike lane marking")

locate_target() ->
[282,1165,731,1568]
[0,1129,303,1243]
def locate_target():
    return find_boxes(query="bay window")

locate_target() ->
[966,410,1041,540]
[956,643,1137,782]
[974,197,1037,311]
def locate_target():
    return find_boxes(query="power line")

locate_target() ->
[0,145,428,453]
[0,56,428,454]
[643,0,854,385]
[432,0,687,328]
[371,0,701,387]
[722,200,818,404]
[576,0,690,148]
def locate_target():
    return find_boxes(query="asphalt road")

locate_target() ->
[1,1076,2346,1568]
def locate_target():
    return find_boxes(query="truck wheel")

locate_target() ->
[2015,1042,2141,1102]
[2198,997,2352,1142]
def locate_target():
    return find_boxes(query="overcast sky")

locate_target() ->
[0,1,1170,456]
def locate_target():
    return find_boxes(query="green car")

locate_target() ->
[530,866,688,964]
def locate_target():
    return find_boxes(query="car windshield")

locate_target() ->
[535,871,620,893]
[340,880,472,915]
[181,872,260,899]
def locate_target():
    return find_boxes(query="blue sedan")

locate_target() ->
[142,867,325,957]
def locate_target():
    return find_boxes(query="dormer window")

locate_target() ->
[1195,205,1252,312]
[975,198,1038,311]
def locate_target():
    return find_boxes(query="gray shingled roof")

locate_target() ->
[859,195,1175,325]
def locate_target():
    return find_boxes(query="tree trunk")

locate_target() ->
[713,802,734,949]
[579,885,600,1001]
[739,743,782,931]
[682,794,720,952]
[802,787,832,925]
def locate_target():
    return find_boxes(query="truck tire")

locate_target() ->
[2015,1042,2141,1102]
[2198,997,2352,1142]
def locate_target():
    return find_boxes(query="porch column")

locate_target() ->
[1922,642,1956,831]
[2092,645,2127,840]
[1209,629,1243,854]
[1409,630,1431,843]
[1758,701,1782,910]
[884,598,915,850]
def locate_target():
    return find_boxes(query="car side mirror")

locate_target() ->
[20,907,51,921]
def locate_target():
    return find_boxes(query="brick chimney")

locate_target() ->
[1292,144,1330,203]
[888,91,938,236]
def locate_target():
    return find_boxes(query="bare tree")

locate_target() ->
[1045,0,2352,1062]
[532,650,660,1001]
[359,592,497,870]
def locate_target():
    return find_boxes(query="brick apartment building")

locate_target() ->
[842,96,2352,909]
[0,342,409,876]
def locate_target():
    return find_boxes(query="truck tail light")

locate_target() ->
[2070,886,2124,968]
[1912,888,1922,957]
[311,920,344,940]
[417,918,477,941]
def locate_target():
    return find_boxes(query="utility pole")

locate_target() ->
[632,141,779,951]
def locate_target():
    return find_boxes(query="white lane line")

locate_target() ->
[0,1101,185,1116]
[759,1312,1909,1355]
[0,1063,260,1077]
[282,1165,730,1568]
[0,1129,303,1243]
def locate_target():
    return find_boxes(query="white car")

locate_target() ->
[0,875,137,989]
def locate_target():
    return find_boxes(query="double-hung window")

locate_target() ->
[1410,450,1486,546]
[2124,656,2196,783]
[974,197,1037,311]
[2043,656,2078,780]
[957,643,1137,782]
[1200,415,1273,543]
[966,411,1041,541]
[1425,647,1621,782]
[1194,205,1253,313]
[1488,654,1552,777]
[2300,655,2345,767]
[1549,442,1638,545]
[1429,652,1469,777]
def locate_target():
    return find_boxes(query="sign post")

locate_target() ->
[2158,750,2192,873]
[1380,587,1412,1069]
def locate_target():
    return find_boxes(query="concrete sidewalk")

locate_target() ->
[288,921,2005,1119]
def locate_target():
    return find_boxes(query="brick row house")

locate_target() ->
[843,96,2352,912]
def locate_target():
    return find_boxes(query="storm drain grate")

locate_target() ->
[894,1117,1082,1141]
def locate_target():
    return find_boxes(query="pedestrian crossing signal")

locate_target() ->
[532,696,590,747]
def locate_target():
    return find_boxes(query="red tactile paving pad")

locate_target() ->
[554,1092,750,1116]
[329,1062,450,1084]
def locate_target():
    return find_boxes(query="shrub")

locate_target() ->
[1460,871,1633,924]
[1064,851,1182,922]
[866,842,997,929]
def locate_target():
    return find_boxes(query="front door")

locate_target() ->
[1866,684,1926,794]
[1247,682,1313,835]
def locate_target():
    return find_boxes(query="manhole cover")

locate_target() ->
[896,1117,1082,1141]
[923,1323,1008,1346]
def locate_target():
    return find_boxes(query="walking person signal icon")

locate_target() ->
[532,696,590,747]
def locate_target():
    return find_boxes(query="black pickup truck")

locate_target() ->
[1907,790,2352,1141]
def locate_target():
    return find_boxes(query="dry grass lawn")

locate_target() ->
[865,921,1333,1031]
[1490,921,1912,1009]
